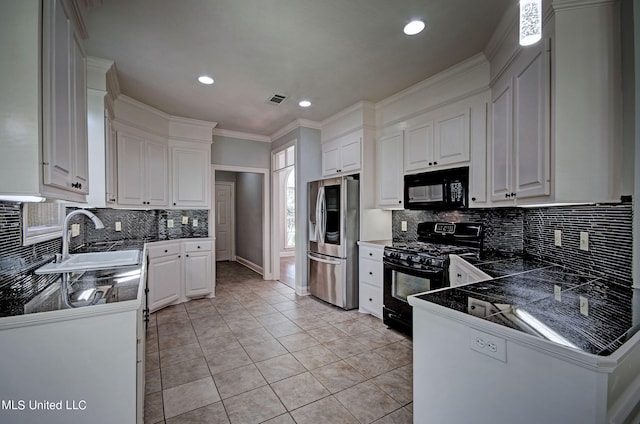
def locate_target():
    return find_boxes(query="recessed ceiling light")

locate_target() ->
[299,100,311,108]
[404,20,425,35]
[198,75,214,85]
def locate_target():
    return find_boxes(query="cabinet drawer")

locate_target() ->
[359,245,383,262]
[360,259,383,287]
[184,240,213,253]
[147,243,180,259]
[359,282,383,318]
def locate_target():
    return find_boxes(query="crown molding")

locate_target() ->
[321,101,373,127]
[212,128,271,143]
[67,0,89,39]
[270,118,321,142]
[376,53,488,110]
[552,0,618,11]
[116,94,172,121]
[169,115,217,130]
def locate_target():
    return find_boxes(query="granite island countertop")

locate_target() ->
[411,255,639,356]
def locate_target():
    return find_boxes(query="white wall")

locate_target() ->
[212,135,271,169]
[235,172,264,268]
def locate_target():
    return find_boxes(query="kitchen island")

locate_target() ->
[408,258,640,424]
[0,247,147,424]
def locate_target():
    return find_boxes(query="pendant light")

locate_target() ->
[519,0,542,46]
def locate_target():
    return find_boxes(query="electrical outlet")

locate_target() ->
[554,230,562,247]
[401,221,407,232]
[554,285,562,301]
[115,221,122,232]
[470,330,507,362]
[580,232,589,251]
[580,296,589,316]
[167,219,174,228]
[71,223,80,237]
[182,216,189,225]
[193,218,198,227]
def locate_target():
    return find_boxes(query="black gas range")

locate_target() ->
[383,222,483,336]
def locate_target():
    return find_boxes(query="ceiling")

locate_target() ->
[83,0,512,137]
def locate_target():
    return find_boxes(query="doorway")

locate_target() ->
[272,144,296,288]
[214,181,234,262]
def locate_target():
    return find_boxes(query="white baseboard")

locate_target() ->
[235,256,263,276]
[279,251,295,257]
[296,286,311,296]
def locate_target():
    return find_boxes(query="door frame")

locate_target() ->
[214,181,235,261]
[211,165,272,280]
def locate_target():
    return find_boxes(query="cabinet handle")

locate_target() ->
[398,200,402,204]
[428,162,433,166]
[511,192,516,198]
[505,193,510,198]
[164,249,168,253]
[173,202,176,206]
[369,253,373,256]
[186,254,189,257]
[457,273,462,278]
[471,197,476,202]
[197,246,201,249]
[433,161,438,165]
[369,271,373,275]
[369,298,373,302]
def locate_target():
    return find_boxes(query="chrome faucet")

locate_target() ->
[61,210,105,260]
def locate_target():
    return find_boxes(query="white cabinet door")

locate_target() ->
[490,76,514,202]
[145,142,168,206]
[148,253,181,313]
[404,122,433,172]
[172,146,210,208]
[322,139,340,176]
[377,133,404,208]
[184,251,213,297]
[117,133,146,206]
[434,109,470,167]
[71,32,88,194]
[340,134,361,173]
[513,45,550,199]
[105,117,118,204]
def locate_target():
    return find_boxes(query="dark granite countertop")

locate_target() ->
[415,257,639,356]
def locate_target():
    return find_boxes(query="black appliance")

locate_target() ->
[383,222,483,336]
[404,166,469,210]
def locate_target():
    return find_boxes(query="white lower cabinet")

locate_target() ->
[147,242,181,312]
[147,239,215,313]
[448,255,491,287]
[358,243,384,319]
[184,240,214,297]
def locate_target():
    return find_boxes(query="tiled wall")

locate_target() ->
[0,201,209,315]
[392,208,525,254]
[523,204,632,283]
[392,203,634,284]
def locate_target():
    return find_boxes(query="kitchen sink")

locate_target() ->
[35,249,141,274]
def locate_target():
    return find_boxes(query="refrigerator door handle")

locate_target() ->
[307,252,341,266]
[316,186,326,246]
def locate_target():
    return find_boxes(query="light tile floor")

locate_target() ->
[145,261,413,424]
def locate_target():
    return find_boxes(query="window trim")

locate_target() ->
[22,203,65,246]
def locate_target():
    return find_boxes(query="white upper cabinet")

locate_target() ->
[322,132,362,176]
[171,142,211,208]
[404,106,471,175]
[377,133,404,208]
[487,2,623,205]
[0,0,88,202]
[490,41,549,205]
[116,129,168,207]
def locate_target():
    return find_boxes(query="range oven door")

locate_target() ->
[383,261,446,335]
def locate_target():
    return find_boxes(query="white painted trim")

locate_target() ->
[213,128,270,143]
[376,53,488,109]
[270,119,322,142]
[212,164,272,280]
[235,256,264,276]
[169,115,217,129]
[552,0,618,11]
[321,101,372,127]
[213,180,235,262]
[116,94,172,120]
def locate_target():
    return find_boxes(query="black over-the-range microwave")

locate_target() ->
[404,166,469,210]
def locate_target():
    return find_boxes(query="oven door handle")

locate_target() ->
[384,261,443,276]
[307,252,341,266]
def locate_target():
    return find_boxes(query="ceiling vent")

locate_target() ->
[266,94,287,106]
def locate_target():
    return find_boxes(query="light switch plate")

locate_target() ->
[401,221,407,232]
[115,221,122,232]
[182,216,189,225]
[167,219,174,228]
[71,223,80,237]
[554,230,562,247]
[193,219,199,227]
[579,232,589,251]
[554,285,562,301]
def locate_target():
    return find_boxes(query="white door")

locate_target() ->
[215,183,233,261]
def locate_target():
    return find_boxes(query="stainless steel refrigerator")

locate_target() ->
[307,175,359,309]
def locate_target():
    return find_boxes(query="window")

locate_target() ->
[285,169,295,249]
[22,203,65,246]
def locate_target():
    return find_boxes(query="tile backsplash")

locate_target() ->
[393,203,633,285]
